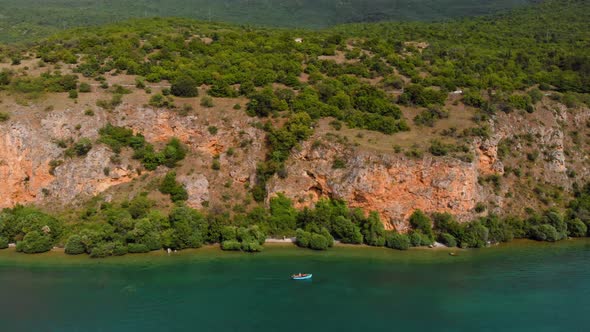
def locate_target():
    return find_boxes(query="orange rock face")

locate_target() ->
[0,125,55,207]
[1,100,588,230]
[267,141,482,230]
[0,104,264,211]
[477,139,503,176]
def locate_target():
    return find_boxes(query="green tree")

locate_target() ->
[171,75,198,97]
[409,210,434,241]
[309,233,330,250]
[359,211,385,246]
[0,236,9,249]
[268,194,297,236]
[16,231,53,254]
[439,233,457,247]
[65,235,86,255]
[159,172,188,202]
[331,216,363,244]
[386,232,410,250]
[295,228,311,248]
[168,206,206,249]
[567,218,587,237]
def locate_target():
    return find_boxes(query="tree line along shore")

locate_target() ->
[1,182,589,258]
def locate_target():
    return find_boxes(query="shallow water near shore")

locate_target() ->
[1,240,589,332]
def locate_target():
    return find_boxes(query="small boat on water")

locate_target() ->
[291,273,312,280]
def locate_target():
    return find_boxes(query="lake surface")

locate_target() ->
[0,240,589,332]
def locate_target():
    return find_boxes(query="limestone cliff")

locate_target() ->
[267,140,482,231]
[0,102,265,210]
[267,102,590,230]
[0,98,588,229]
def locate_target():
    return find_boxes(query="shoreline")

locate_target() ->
[0,238,587,266]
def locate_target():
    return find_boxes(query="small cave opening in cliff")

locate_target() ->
[309,185,324,198]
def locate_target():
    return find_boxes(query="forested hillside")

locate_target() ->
[0,0,536,43]
[0,0,589,257]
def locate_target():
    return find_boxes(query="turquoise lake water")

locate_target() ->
[0,240,589,332]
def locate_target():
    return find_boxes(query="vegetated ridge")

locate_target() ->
[0,0,589,256]
[0,0,537,43]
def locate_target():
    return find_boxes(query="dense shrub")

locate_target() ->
[399,84,447,106]
[16,231,53,254]
[219,226,265,252]
[1,174,589,259]
[128,243,150,253]
[409,210,434,241]
[528,89,543,104]
[459,222,489,248]
[79,82,91,93]
[149,93,175,108]
[98,124,139,152]
[331,216,363,244]
[162,138,187,168]
[221,240,242,251]
[295,227,332,250]
[413,105,449,127]
[268,194,298,236]
[241,241,264,252]
[567,218,587,237]
[385,233,410,250]
[89,242,114,258]
[508,94,532,111]
[530,224,559,242]
[112,242,128,256]
[0,70,12,86]
[462,90,486,108]
[309,233,330,250]
[171,76,198,97]
[201,96,214,107]
[141,232,162,251]
[0,112,10,122]
[295,229,311,248]
[0,206,63,245]
[439,233,457,247]
[247,88,277,117]
[408,231,424,247]
[209,80,237,97]
[167,206,206,249]
[481,215,514,243]
[0,236,9,249]
[239,226,266,245]
[359,212,386,246]
[159,172,188,202]
[65,235,86,255]
[72,138,92,156]
[220,226,238,242]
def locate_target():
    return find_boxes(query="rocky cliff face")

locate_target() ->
[0,106,139,207]
[0,101,264,210]
[267,102,590,230]
[1,97,588,228]
[267,140,483,230]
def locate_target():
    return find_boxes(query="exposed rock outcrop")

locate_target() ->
[267,140,482,231]
[1,98,588,229]
[0,103,264,210]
